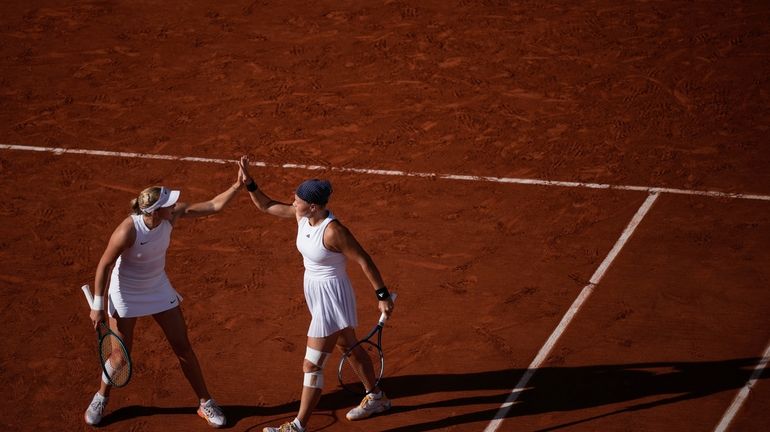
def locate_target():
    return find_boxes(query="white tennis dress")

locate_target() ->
[297,211,358,337]
[108,214,182,318]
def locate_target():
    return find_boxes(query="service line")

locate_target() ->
[2,144,770,201]
[483,192,659,432]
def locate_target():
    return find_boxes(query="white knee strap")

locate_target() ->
[304,347,329,388]
[304,371,324,388]
[101,360,115,385]
[305,346,329,368]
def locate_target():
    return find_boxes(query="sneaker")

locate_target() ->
[346,392,392,421]
[263,422,302,432]
[84,392,108,425]
[198,399,226,428]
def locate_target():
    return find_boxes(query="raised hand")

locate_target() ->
[238,155,254,184]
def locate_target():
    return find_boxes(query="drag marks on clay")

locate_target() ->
[271,336,297,353]
[475,326,517,359]
[440,278,475,296]
[400,260,449,271]
[503,286,539,306]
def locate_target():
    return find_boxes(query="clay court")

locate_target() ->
[2,1,770,431]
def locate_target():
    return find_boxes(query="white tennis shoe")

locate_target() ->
[84,392,108,425]
[346,392,391,420]
[198,398,226,428]
[263,421,303,432]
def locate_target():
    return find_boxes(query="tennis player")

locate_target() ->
[237,156,395,432]
[84,174,243,428]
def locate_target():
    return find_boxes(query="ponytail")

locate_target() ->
[130,197,142,215]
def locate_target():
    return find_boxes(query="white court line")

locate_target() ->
[483,192,659,432]
[2,143,770,201]
[4,143,768,429]
[713,340,770,432]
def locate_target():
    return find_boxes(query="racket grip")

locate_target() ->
[81,284,94,309]
[378,292,397,324]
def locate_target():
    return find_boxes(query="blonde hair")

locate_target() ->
[130,186,162,215]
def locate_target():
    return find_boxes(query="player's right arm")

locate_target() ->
[238,155,296,219]
[91,218,135,325]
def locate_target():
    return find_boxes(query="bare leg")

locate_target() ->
[99,316,137,398]
[336,327,380,394]
[153,306,211,403]
[296,333,340,427]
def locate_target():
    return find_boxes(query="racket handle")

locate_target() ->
[81,284,94,309]
[378,292,397,324]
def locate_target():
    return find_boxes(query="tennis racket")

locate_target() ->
[81,284,132,387]
[337,292,397,395]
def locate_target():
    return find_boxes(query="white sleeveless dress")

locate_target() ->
[108,214,182,318]
[297,211,358,337]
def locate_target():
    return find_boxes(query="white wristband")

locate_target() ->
[92,295,104,310]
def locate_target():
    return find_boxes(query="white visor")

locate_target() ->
[141,187,180,214]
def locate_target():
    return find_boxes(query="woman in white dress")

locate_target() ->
[84,173,243,428]
[237,156,395,432]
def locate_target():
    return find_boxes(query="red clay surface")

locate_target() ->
[2,2,770,431]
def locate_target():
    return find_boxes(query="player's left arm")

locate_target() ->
[326,221,394,316]
[172,180,242,223]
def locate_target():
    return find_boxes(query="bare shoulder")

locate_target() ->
[111,216,136,247]
[116,216,135,233]
[325,217,361,249]
[326,218,351,237]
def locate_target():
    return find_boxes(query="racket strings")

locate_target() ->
[340,342,383,395]
[100,335,130,386]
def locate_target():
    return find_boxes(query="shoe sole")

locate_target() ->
[198,409,225,428]
[346,401,392,421]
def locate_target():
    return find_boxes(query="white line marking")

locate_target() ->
[713,340,770,432]
[483,192,659,432]
[590,193,659,284]
[2,144,769,201]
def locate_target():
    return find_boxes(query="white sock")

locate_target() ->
[292,418,305,431]
[370,390,383,399]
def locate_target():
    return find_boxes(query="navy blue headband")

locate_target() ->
[296,179,333,205]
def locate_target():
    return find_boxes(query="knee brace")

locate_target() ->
[305,346,329,368]
[304,370,324,388]
[303,347,330,389]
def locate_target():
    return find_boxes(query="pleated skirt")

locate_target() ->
[304,273,358,338]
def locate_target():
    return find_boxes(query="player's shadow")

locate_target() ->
[101,401,306,428]
[100,406,195,426]
[374,357,767,431]
[101,357,765,430]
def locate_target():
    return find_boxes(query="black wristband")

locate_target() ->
[375,286,390,300]
[246,180,258,192]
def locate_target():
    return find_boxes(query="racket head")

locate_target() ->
[97,323,132,387]
[337,340,384,395]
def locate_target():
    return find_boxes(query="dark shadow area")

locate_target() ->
[102,401,300,429]
[100,405,196,426]
[379,357,766,431]
[100,357,766,430]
